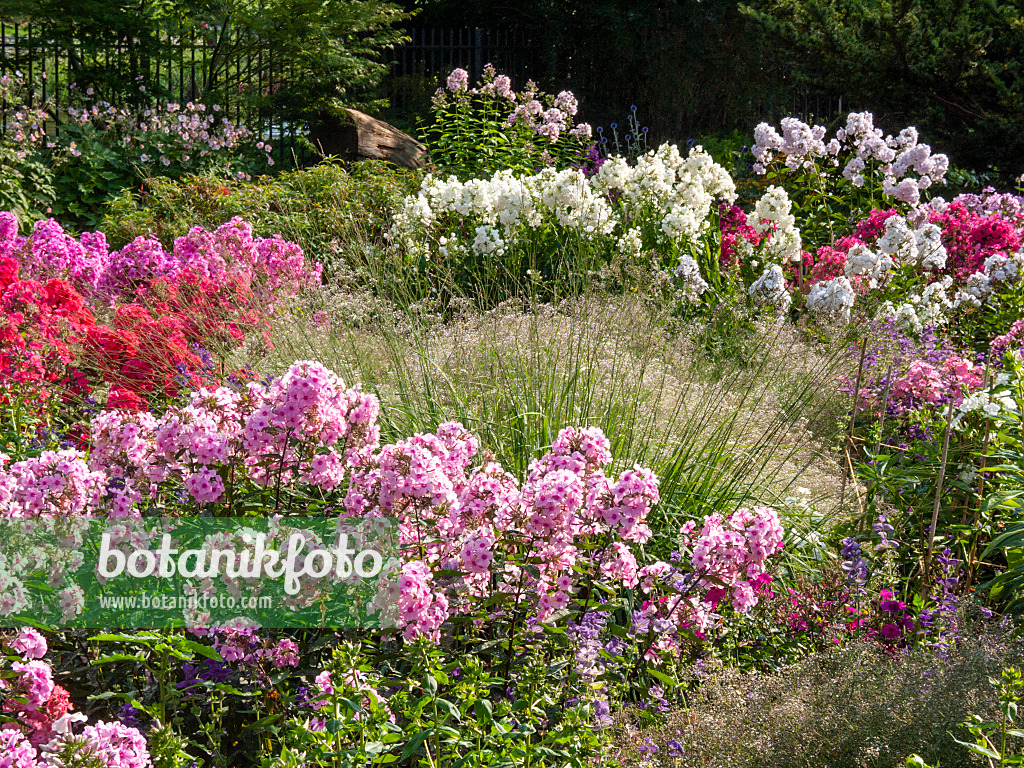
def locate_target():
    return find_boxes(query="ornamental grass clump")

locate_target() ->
[261,292,850,560]
[638,634,1019,767]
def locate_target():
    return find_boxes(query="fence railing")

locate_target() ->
[383,27,536,121]
[3,20,849,164]
[1,22,534,161]
[0,20,306,164]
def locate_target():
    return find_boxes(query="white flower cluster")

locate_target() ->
[984,252,1023,283]
[752,112,949,204]
[875,216,947,271]
[749,186,802,264]
[952,249,1024,308]
[392,167,614,260]
[616,227,644,258]
[593,143,736,243]
[954,273,992,308]
[748,264,792,313]
[806,276,856,322]
[952,370,1021,430]
[674,254,709,302]
[914,223,948,270]
[844,243,893,288]
[472,224,506,257]
[877,277,953,334]
[876,216,917,262]
[392,143,736,265]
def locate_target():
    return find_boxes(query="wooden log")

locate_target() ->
[308,109,430,170]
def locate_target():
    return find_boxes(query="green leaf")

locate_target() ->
[339,697,364,715]
[436,698,461,722]
[474,698,493,723]
[648,668,675,686]
[92,653,147,665]
[954,739,1000,760]
[399,728,434,761]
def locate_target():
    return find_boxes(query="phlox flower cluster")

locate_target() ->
[674,255,709,302]
[748,264,792,313]
[685,506,785,613]
[0,251,94,400]
[393,142,736,272]
[798,202,1023,328]
[717,203,764,268]
[876,277,954,335]
[752,117,838,173]
[1,211,320,404]
[83,304,207,401]
[393,167,616,261]
[593,142,736,243]
[623,507,785,665]
[991,319,1024,364]
[4,213,320,306]
[753,112,949,205]
[806,276,856,322]
[888,357,984,411]
[919,200,1024,282]
[948,187,1024,223]
[359,424,663,640]
[848,320,991,418]
[749,185,802,264]
[0,630,151,766]
[210,629,301,673]
[952,366,1022,429]
[81,360,381,509]
[436,64,592,144]
[0,449,106,517]
[6,78,272,172]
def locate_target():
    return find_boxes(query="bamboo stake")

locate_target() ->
[865,364,895,504]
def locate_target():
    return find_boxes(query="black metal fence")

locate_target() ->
[0,20,305,164]
[3,20,847,161]
[382,27,537,124]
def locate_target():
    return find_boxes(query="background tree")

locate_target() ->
[0,0,412,121]
[738,0,1024,175]
[191,0,412,119]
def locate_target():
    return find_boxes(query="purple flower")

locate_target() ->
[638,736,659,755]
[880,623,902,640]
[117,702,142,728]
